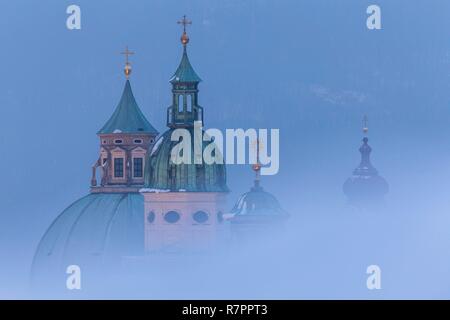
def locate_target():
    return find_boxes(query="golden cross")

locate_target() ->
[177,15,192,33]
[121,46,135,65]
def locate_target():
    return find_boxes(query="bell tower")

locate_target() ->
[167,15,203,128]
[141,17,228,253]
[91,47,159,193]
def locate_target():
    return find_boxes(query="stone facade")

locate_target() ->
[142,191,227,252]
[91,132,157,192]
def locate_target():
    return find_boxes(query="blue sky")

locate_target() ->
[2,0,450,298]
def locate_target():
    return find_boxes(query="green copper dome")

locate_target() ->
[98,80,158,134]
[31,193,144,287]
[143,128,228,192]
[231,184,288,218]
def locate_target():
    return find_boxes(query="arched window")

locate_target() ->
[111,148,125,179]
[193,211,209,224]
[168,108,173,123]
[187,95,192,112]
[131,148,146,179]
[178,95,183,112]
[133,158,143,178]
[113,158,124,177]
[164,211,181,223]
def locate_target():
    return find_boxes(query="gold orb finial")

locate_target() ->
[124,63,132,78]
[121,46,135,79]
[181,32,190,46]
[177,15,192,47]
[252,163,262,172]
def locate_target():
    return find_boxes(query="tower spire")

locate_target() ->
[167,16,203,128]
[121,46,135,79]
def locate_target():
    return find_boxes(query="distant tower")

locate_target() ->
[92,47,159,193]
[343,116,389,206]
[141,16,228,253]
[227,140,288,241]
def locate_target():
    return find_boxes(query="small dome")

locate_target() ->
[231,184,288,219]
[144,128,228,192]
[31,193,144,287]
[343,137,389,204]
[343,175,388,201]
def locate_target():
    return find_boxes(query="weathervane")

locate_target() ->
[121,46,135,79]
[177,15,192,46]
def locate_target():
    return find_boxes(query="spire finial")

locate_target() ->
[362,115,369,135]
[121,46,135,79]
[177,15,192,46]
[252,139,263,188]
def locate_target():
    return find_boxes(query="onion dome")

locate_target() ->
[31,193,144,287]
[143,128,228,192]
[230,184,288,222]
[343,137,389,205]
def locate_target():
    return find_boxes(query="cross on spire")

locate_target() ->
[121,46,135,65]
[121,46,135,79]
[178,15,192,46]
[178,15,192,33]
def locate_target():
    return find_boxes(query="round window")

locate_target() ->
[147,211,155,223]
[164,211,180,223]
[193,211,209,224]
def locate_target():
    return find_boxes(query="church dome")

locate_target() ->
[143,128,228,192]
[230,183,288,221]
[343,137,389,204]
[343,174,388,200]
[31,193,144,286]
